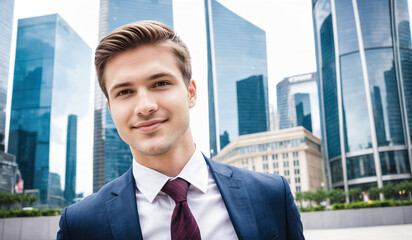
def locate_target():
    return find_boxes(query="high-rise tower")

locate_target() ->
[205,0,269,156]
[94,0,174,192]
[9,14,90,206]
[64,115,77,204]
[313,0,412,200]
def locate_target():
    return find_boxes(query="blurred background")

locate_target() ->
[0,0,411,220]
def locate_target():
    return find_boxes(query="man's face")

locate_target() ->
[104,44,196,157]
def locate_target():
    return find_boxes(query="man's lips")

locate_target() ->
[133,120,167,132]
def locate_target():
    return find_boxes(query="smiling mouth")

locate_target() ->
[133,120,167,132]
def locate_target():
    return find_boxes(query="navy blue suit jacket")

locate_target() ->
[57,156,304,240]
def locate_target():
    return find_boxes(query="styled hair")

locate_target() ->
[95,20,192,99]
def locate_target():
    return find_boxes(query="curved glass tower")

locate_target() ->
[313,0,412,199]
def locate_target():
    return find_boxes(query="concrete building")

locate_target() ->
[214,127,324,196]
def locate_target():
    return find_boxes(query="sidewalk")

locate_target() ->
[304,224,412,240]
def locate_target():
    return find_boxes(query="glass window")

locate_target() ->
[365,49,404,146]
[263,163,269,170]
[335,0,359,55]
[340,52,372,152]
[380,150,411,175]
[346,154,376,180]
[330,159,343,183]
[357,0,392,49]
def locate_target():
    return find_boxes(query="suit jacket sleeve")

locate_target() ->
[57,207,71,240]
[281,176,305,240]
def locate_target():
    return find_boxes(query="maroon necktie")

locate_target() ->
[161,178,201,240]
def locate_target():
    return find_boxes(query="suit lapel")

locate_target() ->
[106,167,143,240]
[205,156,260,240]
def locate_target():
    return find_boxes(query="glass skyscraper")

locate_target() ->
[0,0,14,151]
[276,72,320,137]
[9,14,90,207]
[205,0,269,156]
[94,0,174,192]
[64,115,77,204]
[313,0,412,199]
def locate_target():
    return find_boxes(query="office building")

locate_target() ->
[0,152,17,193]
[8,14,90,206]
[313,0,412,199]
[0,0,14,151]
[94,0,174,192]
[277,72,320,137]
[214,127,324,196]
[205,0,269,156]
[64,115,77,204]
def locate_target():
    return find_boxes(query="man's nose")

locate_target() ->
[134,91,158,116]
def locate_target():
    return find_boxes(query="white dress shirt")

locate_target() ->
[132,147,238,240]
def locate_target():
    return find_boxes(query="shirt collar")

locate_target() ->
[132,146,208,203]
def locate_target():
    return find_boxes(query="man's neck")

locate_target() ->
[131,133,196,177]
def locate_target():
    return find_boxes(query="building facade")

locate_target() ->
[64,115,77,204]
[277,72,320,138]
[94,0,174,192]
[205,0,269,156]
[214,127,324,196]
[312,0,412,199]
[0,152,17,193]
[8,14,90,207]
[0,0,14,151]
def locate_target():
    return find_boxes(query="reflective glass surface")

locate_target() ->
[380,150,410,175]
[237,75,267,136]
[207,0,268,152]
[335,0,358,55]
[396,0,412,142]
[365,49,404,146]
[330,159,343,183]
[277,73,320,137]
[340,52,372,152]
[9,15,91,206]
[346,154,376,180]
[357,0,392,49]
[0,0,14,150]
[314,0,341,159]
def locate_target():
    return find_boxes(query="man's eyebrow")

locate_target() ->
[148,72,175,80]
[109,82,133,95]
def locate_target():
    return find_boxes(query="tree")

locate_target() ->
[327,189,345,203]
[368,187,380,200]
[303,191,314,207]
[295,192,303,207]
[395,180,412,200]
[313,189,328,205]
[349,188,362,202]
[381,183,396,199]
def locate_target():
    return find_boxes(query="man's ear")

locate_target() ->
[188,79,197,108]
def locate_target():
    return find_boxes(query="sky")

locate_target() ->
[8,0,407,196]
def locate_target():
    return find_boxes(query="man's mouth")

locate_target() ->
[133,119,167,132]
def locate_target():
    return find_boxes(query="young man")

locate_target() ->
[57,21,304,240]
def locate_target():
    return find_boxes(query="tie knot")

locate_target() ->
[161,178,190,203]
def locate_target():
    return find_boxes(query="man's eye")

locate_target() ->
[153,81,170,87]
[117,89,133,96]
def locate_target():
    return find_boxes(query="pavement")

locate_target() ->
[304,224,412,240]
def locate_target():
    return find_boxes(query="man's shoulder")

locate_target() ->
[206,157,287,192]
[64,168,133,218]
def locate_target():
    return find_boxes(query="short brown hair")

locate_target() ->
[95,20,192,99]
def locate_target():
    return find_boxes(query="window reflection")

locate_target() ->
[365,49,404,146]
[340,52,372,152]
[346,154,376,180]
[357,0,392,49]
[380,150,411,175]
